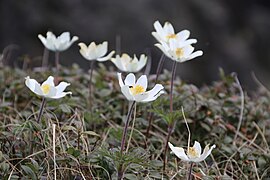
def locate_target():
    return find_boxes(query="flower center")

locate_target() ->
[41,84,51,94]
[175,48,184,58]
[130,85,145,95]
[187,147,199,158]
[166,33,177,40]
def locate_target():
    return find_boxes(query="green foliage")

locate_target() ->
[0,65,270,179]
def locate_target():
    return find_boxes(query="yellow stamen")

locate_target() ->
[130,85,145,95]
[187,147,199,158]
[41,84,51,94]
[166,34,177,39]
[175,48,184,58]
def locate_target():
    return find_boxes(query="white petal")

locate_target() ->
[97,50,115,62]
[153,21,165,37]
[42,76,55,87]
[124,73,136,86]
[168,142,190,161]
[176,30,190,41]
[142,90,165,102]
[45,86,57,98]
[117,73,124,87]
[121,85,135,101]
[25,76,43,96]
[135,55,147,72]
[186,50,203,61]
[55,82,70,94]
[194,144,216,162]
[164,22,175,35]
[50,92,72,99]
[135,75,147,90]
[134,93,149,102]
[193,141,202,155]
[146,84,164,97]
[59,32,70,42]
[112,55,126,72]
[96,41,108,58]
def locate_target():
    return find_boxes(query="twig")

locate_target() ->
[53,124,57,180]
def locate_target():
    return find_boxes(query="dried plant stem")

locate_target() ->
[53,124,57,180]
[42,47,49,71]
[187,162,194,180]
[118,101,136,180]
[55,51,60,73]
[126,102,137,153]
[88,60,95,109]
[37,97,46,123]
[233,74,244,145]
[163,61,178,171]
[182,107,191,150]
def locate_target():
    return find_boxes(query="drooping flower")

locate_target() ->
[111,53,147,73]
[152,20,197,45]
[25,76,72,99]
[155,39,203,63]
[168,141,216,162]
[38,31,78,52]
[117,73,164,102]
[78,41,115,62]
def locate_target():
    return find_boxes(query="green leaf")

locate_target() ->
[21,165,37,180]
[82,131,100,137]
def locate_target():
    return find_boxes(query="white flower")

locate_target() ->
[152,20,197,45]
[111,53,147,72]
[25,76,72,99]
[156,39,203,63]
[38,31,78,52]
[78,41,115,62]
[168,141,216,162]
[117,73,164,102]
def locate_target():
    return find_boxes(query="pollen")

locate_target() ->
[166,34,177,39]
[187,147,199,158]
[41,84,51,94]
[130,85,145,95]
[175,48,184,58]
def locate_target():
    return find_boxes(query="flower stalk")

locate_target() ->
[163,61,178,170]
[187,162,194,180]
[55,51,60,73]
[37,97,46,123]
[88,60,95,109]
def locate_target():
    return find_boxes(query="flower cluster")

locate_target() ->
[152,21,203,63]
[24,20,215,179]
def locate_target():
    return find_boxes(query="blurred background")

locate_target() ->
[1,0,270,90]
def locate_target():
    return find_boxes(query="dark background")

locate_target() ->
[1,0,270,90]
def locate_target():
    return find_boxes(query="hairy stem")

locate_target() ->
[37,97,46,123]
[55,51,60,73]
[163,61,178,170]
[118,101,136,180]
[187,162,194,180]
[88,60,95,109]
[42,47,49,71]
[126,102,137,152]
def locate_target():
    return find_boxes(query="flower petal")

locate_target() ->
[121,85,134,101]
[168,142,190,161]
[124,73,136,86]
[25,76,43,96]
[97,50,115,62]
[194,144,216,162]
[134,93,149,102]
[193,141,202,156]
[117,73,124,87]
[41,76,55,87]
[55,82,70,94]
[50,91,72,99]
[176,30,190,41]
[135,75,147,90]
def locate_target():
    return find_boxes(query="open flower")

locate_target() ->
[111,53,147,72]
[38,31,78,52]
[25,76,72,99]
[168,141,216,162]
[152,20,197,45]
[156,39,203,63]
[78,41,115,62]
[117,73,164,102]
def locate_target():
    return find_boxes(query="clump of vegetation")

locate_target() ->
[0,64,269,179]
